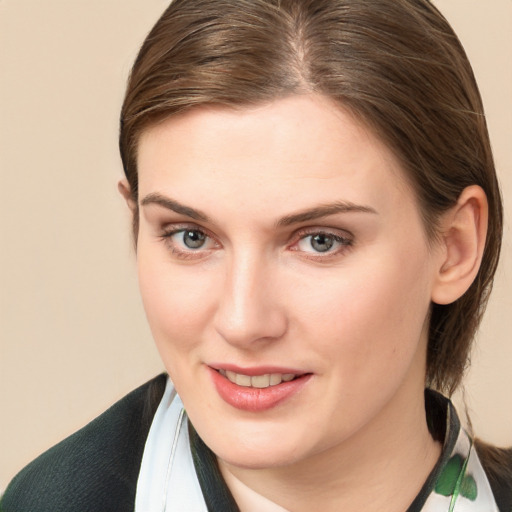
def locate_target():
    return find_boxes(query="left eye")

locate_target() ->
[296,233,351,254]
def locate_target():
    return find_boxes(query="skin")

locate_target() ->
[123,94,487,511]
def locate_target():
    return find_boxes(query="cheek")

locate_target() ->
[292,241,433,378]
[136,247,218,354]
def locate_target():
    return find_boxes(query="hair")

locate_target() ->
[119,0,502,396]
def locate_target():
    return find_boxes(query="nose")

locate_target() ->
[213,252,288,348]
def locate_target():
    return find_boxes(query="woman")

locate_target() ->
[1,0,511,510]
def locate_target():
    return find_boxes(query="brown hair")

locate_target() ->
[120,0,503,396]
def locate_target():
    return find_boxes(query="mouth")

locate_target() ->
[218,369,299,388]
[209,366,312,412]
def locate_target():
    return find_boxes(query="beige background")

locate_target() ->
[1,0,511,491]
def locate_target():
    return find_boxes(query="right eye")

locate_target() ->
[160,226,218,259]
[177,229,207,249]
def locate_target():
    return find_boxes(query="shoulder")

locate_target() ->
[475,440,512,512]
[0,374,167,512]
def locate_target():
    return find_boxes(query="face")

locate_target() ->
[135,95,440,470]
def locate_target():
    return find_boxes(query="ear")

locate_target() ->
[118,179,137,212]
[431,185,488,305]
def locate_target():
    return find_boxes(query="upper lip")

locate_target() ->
[208,363,309,376]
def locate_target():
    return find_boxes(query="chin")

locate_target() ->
[216,444,302,470]
[199,421,320,470]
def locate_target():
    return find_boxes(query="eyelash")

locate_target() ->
[159,225,219,260]
[291,229,353,260]
[159,225,353,261]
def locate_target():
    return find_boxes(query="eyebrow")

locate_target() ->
[140,193,377,226]
[141,193,210,222]
[276,202,378,227]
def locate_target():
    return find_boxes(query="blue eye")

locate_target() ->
[296,232,351,254]
[181,229,206,249]
[310,233,335,252]
[160,227,217,258]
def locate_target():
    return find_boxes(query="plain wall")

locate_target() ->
[1,0,511,491]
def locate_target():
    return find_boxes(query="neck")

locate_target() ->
[219,382,442,512]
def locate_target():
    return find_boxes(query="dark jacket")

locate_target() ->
[0,375,167,512]
[2,374,511,512]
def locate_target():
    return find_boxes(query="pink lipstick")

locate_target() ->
[208,365,312,412]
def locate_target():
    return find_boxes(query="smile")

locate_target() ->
[209,366,312,412]
[219,369,297,388]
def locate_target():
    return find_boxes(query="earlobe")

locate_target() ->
[118,179,137,212]
[431,186,488,305]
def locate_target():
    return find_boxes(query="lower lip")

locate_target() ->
[209,367,312,412]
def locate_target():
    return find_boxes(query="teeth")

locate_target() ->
[235,373,251,387]
[251,374,270,388]
[269,374,282,386]
[221,370,298,388]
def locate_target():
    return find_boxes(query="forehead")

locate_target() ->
[136,94,415,220]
